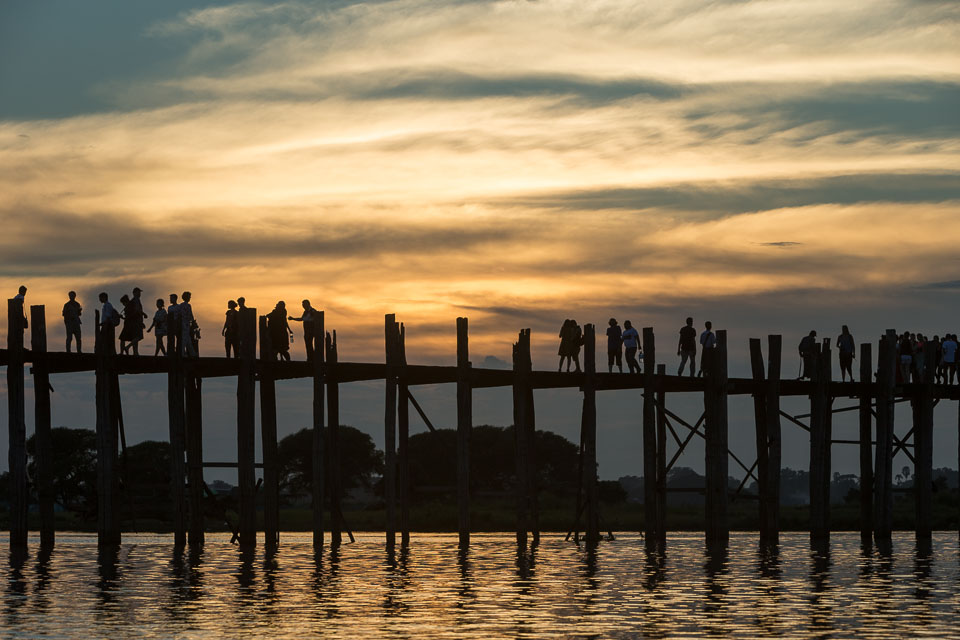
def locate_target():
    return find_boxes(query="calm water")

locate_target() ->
[2,532,959,639]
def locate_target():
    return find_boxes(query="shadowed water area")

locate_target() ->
[2,532,959,638]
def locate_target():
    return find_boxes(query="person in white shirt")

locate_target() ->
[697,321,716,377]
[941,333,958,385]
[622,320,641,374]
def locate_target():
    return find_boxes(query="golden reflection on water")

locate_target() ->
[2,532,960,639]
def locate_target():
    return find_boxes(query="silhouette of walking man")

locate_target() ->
[622,320,641,374]
[798,330,817,380]
[558,319,582,372]
[179,291,198,357]
[607,318,623,373]
[146,298,167,356]
[288,299,319,362]
[13,285,28,330]
[268,301,294,361]
[223,300,240,358]
[698,321,716,377]
[62,291,83,353]
[837,325,856,382]
[678,317,696,377]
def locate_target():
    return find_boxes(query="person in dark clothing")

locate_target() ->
[14,285,28,329]
[222,300,240,358]
[288,299,319,362]
[606,318,623,373]
[622,320,641,374]
[798,330,817,380]
[837,325,855,382]
[677,317,697,377]
[118,294,141,355]
[557,319,582,372]
[167,293,180,355]
[146,298,167,356]
[131,287,147,345]
[697,321,716,377]
[62,291,83,353]
[268,301,294,361]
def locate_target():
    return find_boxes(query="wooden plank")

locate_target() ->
[874,330,897,545]
[397,322,411,546]
[809,343,831,543]
[915,340,935,541]
[166,309,186,547]
[582,323,600,547]
[7,299,27,549]
[326,331,343,548]
[95,317,121,547]
[704,329,729,547]
[236,307,257,547]
[655,363,667,548]
[456,317,472,547]
[185,373,204,546]
[859,343,873,545]
[642,327,657,546]
[258,315,280,550]
[384,314,398,548]
[513,329,529,547]
[749,338,769,543]
[312,311,325,549]
[30,306,55,547]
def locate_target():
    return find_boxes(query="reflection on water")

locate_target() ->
[1,532,959,639]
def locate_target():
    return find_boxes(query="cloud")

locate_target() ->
[758,242,802,247]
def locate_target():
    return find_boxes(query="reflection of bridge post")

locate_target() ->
[30,305,55,547]
[582,323,600,548]
[237,307,257,547]
[311,311,325,549]
[456,317,472,548]
[704,330,728,548]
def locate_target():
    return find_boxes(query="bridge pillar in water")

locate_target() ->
[456,317,472,548]
[704,330,728,548]
[311,311,326,550]
[237,308,257,547]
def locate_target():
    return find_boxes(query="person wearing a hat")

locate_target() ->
[131,287,148,347]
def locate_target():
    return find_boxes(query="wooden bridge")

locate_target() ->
[3,298,956,552]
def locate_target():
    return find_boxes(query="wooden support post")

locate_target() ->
[186,373,204,546]
[30,306,55,547]
[311,311,325,550]
[915,341,935,541]
[95,315,121,547]
[859,343,873,545]
[456,317,472,548]
[749,338,770,543]
[765,335,782,544]
[166,308,186,547]
[236,307,257,547]
[384,314,398,548]
[582,323,600,547]
[397,322,410,546]
[874,330,897,545]
[704,330,729,547]
[7,299,27,550]
[642,327,657,546]
[513,328,532,546]
[526,356,539,546]
[258,316,280,550]
[655,363,667,547]
[809,343,832,543]
[326,331,343,548]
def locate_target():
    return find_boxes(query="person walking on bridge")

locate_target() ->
[837,325,855,382]
[288,299,319,362]
[62,291,82,353]
[222,300,239,358]
[179,292,198,357]
[677,317,696,377]
[622,320,641,374]
[146,298,167,356]
[606,318,623,373]
[698,321,716,377]
[798,330,817,380]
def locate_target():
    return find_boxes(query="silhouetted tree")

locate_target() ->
[26,427,97,512]
[277,426,383,497]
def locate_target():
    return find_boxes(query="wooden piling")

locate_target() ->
[704,330,729,547]
[915,341,935,541]
[765,335,782,544]
[642,328,657,545]
[237,308,257,547]
[525,373,539,546]
[326,331,343,548]
[311,311,325,549]
[397,322,411,546]
[749,338,770,543]
[858,343,873,545]
[258,316,280,550]
[809,343,831,543]
[185,373,204,546]
[166,310,187,547]
[95,316,121,547]
[456,317,472,548]
[655,363,667,547]
[7,299,27,549]
[30,306,55,547]
[513,328,533,546]
[384,314,398,548]
[582,323,600,547]
[874,330,897,544]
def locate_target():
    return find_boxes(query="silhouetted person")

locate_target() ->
[98,293,119,350]
[622,320,641,374]
[606,318,623,373]
[268,301,293,361]
[146,298,167,356]
[913,333,926,383]
[943,334,958,385]
[167,294,180,355]
[237,297,247,312]
[698,321,716,377]
[62,291,83,353]
[677,317,696,377]
[118,294,138,355]
[798,330,817,380]
[222,300,240,358]
[288,299,319,362]
[837,325,855,382]
[180,291,198,357]
[932,335,943,383]
[14,285,27,329]
[898,332,914,384]
[558,319,582,372]
[131,287,147,345]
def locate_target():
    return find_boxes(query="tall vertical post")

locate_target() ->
[456,317,472,548]
[749,338,769,543]
[384,314,398,549]
[874,330,897,545]
[513,328,531,546]
[915,341,935,541]
[704,330,729,547]
[7,299,27,550]
[859,343,873,544]
[258,316,280,551]
[311,311,326,549]
[95,316,121,547]
[30,306,55,547]
[655,363,667,547]
[397,323,411,546]
[582,323,600,547]
[186,373,205,546]
[810,343,831,543]
[642,327,657,546]
[526,372,540,546]
[237,308,257,547]
[326,331,342,548]
[167,307,186,547]
[765,335,782,543]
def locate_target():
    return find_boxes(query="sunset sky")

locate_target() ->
[2,0,959,480]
